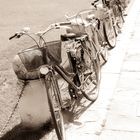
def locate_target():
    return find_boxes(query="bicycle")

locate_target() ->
[67,1,117,50]
[90,0,117,49]
[10,21,102,140]
[101,0,125,35]
[65,8,114,64]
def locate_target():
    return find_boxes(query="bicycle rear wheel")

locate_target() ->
[44,74,66,140]
[91,29,108,65]
[113,4,124,35]
[100,45,109,65]
[81,57,101,102]
[78,41,101,102]
[103,16,116,49]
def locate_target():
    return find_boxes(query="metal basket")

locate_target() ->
[18,40,62,72]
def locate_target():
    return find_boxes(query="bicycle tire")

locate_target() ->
[81,57,101,102]
[103,16,116,49]
[92,35,108,65]
[100,46,108,65]
[78,40,101,102]
[113,4,124,35]
[117,5,124,25]
[44,74,66,140]
[91,29,108,65]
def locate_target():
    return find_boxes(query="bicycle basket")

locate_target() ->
[44,40,62,65]
[18,46,44,72]
[13,40,62,80]
[18,40,62,71]
[13,46,44,80]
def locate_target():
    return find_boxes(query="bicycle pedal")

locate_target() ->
[103,42,108,46]
[72,94,78,99]
[76,92,83,99]
[62,103,71,110]
[123,13,127,16]
[118,29,122,34]
[83,70,92,76]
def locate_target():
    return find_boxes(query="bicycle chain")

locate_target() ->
[0,81,26,137]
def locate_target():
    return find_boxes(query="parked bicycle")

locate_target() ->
[65,8,116,66]
[90,0,117,49]
[92,0,125,35]
[10,20,103,140]
[103,0,125,34]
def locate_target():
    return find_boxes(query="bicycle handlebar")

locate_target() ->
[36,21,72,35]
[9,33,23,40]
[9,22,72,41]
[59,22,71,26]
[9,27,31,40]
[65,9,94,20]
[65,9,99,28]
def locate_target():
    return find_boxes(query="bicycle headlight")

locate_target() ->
[40,66,50,75]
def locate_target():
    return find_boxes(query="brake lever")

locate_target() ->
[91,0,99,8]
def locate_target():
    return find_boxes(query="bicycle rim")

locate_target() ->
[45,77,66,140]
[103,18,116,49]
[116,6,124,28]
[80,52,101,102]
[114,4,124,34]
[100,46,109,65]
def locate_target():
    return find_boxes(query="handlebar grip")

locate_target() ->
[9,33,17,40]
[59,22,71,26]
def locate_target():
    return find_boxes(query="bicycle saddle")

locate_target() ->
[61,33,77,41]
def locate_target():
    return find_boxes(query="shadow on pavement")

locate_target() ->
[1,122,52,140]
[62,94,94,123]
[1,94,94,140]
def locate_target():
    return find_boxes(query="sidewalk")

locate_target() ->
[99,0,140,139]
[44,0,140,139]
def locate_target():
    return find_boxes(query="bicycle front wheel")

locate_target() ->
[44,74,66,140]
